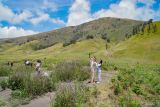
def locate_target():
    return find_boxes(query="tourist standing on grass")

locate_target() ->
[90,57,97,83]
[97,60,103,83]
[35,60,41,75]
[90,57,93,82]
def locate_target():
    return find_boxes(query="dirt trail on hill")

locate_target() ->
[85,71,116,86]
[18,92,55,107]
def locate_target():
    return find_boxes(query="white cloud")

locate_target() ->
[138,0,155,6]
[30,11,65,25]
[42,0,57,11]
[30,12,50,25]
[12,10,32,23]
[0,2,32,24]
[93,0,159,21]
[51,18,65,25]
[0,26,38,38]
[0,0,64,25]
[67,0,160,26]
[67,0,92,26]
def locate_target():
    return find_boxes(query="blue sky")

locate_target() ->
[0,0,160,38]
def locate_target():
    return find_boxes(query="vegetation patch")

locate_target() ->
[52,83,90,107]
[50,60,90,82]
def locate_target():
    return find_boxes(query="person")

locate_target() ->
[89,57,93,82]
[10,62,13,67]
[35,60,41,75]
[91,57,97,83]
[96,60,103,83]
[26,60,30,65]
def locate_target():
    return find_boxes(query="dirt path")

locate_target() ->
[84,71,117,107]
[0,89,12,101]
[85,71,116,86]
[18,92,55,107]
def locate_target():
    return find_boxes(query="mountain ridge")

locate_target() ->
[1,17,144,48]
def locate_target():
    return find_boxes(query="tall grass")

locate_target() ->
[111,63,160,106]
[8,71,55,96]
[0,65,12,76]
[50,60,90,82]
[52,83,89,107]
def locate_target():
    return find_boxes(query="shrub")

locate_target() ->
[0,80,8,90]
[25,77,55,96]
[0,99,6,107]
[8,66,55,96]
[52,83,89,107]
[101,33,107,40]
[8,65,34,90]
[86,35,94,39]
[51,60,90,82]
[114,82,122,95]
[8,71,27,90]
[11,90,29,99]
[118,96,141,107]
[0,65,12,76]
[63,42,72,47]
[132,84,143,95]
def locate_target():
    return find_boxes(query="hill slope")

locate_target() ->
[1,17,143,48]
[0,18,159,64]
[111,21,160,63]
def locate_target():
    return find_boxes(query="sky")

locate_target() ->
[0,0,160,38]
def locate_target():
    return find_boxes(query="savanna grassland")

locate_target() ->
[0,18,160,107]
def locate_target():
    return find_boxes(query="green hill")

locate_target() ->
[0,17,143,49]
[0,18,159,64]
[111,21,160,63]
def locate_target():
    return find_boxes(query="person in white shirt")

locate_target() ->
[96,60,103,83]
[90,57,97,83]
[35,60,41,75]
[26,60,30,65]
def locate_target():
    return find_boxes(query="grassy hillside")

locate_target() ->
[0,38,106,64]
[0,22,160,64]
[0,17,143,49]
[111,21,160,63]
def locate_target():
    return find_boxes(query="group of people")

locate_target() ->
[90,56,102,84]
[25,57,103,82]
[24,59,42,75]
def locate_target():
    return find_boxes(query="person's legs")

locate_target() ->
[91,69,95,83]
[36,67,41,75]
[91,72,94,83]
[98,70,101,82]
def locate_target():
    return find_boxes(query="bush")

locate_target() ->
[8,68,55,96]
[11,90,29,99]
[8,72,27,90]
[86,35,94,39]
[0,65,12,76]
[25,77,55,96]
[0,80,8,90]
[52,83,89,107]
[51,60,90,82]
[118,96,141,107]
[132,84,143,95]
[114,82,122,95]
[0,99,6,107]
[63,42,72,47]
